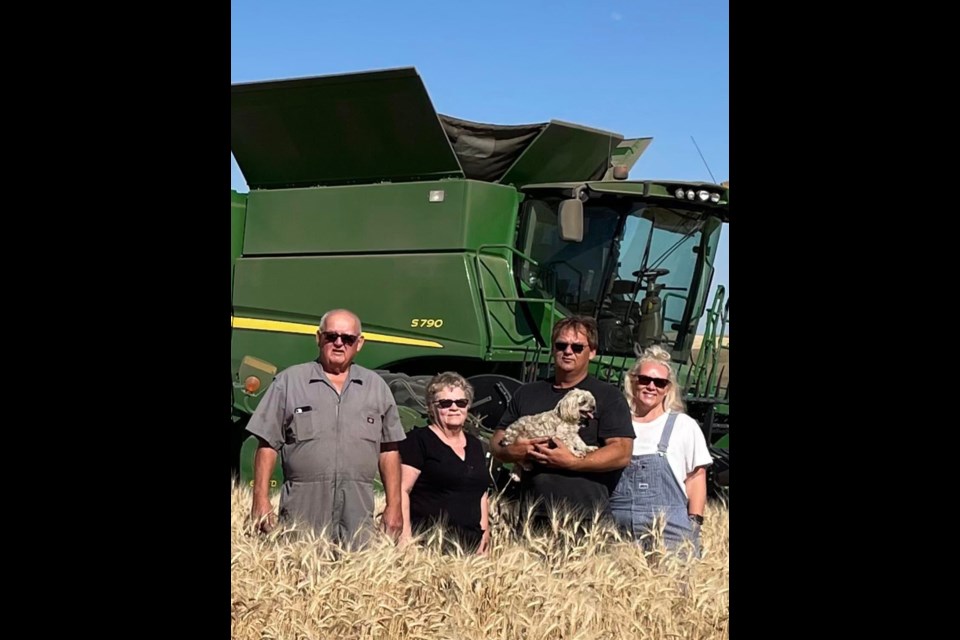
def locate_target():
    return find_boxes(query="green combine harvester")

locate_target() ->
[230,67,730,496]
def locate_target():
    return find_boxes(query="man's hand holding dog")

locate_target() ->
[529,439,581,470]
[492,432,550,464]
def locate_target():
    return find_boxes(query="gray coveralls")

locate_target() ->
[246,360,406,546]
[608,412,702,558]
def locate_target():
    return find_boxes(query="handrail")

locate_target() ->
[473,244,558,358]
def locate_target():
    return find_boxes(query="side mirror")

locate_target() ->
[559,198,584,242]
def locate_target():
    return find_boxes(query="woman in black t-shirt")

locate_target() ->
[399,372,490,554]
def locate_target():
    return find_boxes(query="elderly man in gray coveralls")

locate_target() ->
[246,309,406,546]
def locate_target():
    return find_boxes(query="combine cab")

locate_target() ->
[230,67,730,495]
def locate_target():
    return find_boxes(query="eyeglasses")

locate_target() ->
[434,398,470,409]
[635,374,670,389]
[321,331,359,346]
[555,342,586,354]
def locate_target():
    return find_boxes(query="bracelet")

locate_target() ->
[688,513,704,525]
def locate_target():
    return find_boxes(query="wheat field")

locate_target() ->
[231,483,729,640]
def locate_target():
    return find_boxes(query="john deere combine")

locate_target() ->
[230,67,730,494]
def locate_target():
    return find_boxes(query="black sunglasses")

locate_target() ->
[635,374,670,389]
[321,331,359,346]
[555,342,586,354]
[434,398,470,409]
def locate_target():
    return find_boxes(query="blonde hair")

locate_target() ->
[623,345,686,415]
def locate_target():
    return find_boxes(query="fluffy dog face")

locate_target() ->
[556,389,596,423]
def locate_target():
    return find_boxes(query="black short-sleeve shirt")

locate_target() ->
[496,375,635,517]
[399,426,489,542]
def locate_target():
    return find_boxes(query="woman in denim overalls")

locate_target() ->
[608,345,713,558]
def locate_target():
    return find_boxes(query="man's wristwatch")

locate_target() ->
[688,514,704,525]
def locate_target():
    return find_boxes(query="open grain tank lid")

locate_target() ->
[231,67,627,189]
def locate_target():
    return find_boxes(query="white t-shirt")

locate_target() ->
[630,412,713,498]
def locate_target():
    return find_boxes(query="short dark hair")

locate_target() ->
[551,316,598,350]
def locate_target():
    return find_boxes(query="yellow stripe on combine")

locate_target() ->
[231,316,443,349]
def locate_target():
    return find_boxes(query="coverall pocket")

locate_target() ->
[359,414,382,443]
[293,410,322,441]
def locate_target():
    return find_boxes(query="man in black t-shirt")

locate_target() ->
[491,316,634,528]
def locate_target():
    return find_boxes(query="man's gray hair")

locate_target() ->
[318,309,363,334]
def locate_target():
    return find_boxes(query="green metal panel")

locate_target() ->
[231,330,322,415]
[229,248,558,416]
[239,435,284,493]
[231,252,491,368]
[231,190,247,294]
[463,182,523,249]
[231,67,463,189]
[243,180,518,256]
[499,120,623,187]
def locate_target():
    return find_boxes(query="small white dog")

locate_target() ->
[500,389,598,472]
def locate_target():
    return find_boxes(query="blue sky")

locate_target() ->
[231,0,729,330]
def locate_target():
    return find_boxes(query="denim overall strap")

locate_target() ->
[656,412,678,456]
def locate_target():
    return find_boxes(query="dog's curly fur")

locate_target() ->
[500,389,599,471]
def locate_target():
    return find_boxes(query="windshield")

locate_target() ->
[518,195,719,356]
